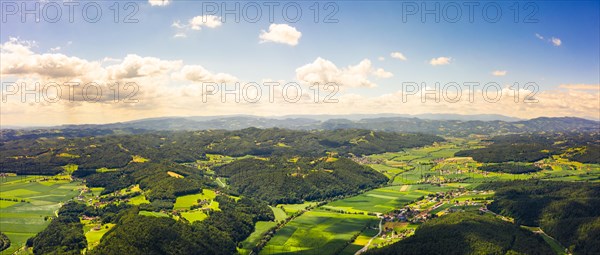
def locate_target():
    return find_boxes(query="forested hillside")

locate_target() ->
[215,157,387,204]
[478,181,600,255]
[456,132,600,163]
[0,128,442,175]
[367,212,554,255]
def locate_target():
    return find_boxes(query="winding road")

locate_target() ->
[355,217,383,255]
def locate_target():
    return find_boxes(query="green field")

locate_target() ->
[325,185,454,214]
[83,222,116,251]
[138,211,170,218]
[0,176,84,254]
[239,221,278,254]
[277,202,317,216]
[261,210,377,255]
[270,206,288,222]
[180,210,208,222]
[173,189,217,210]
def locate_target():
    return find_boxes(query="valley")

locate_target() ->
[0,121,599,255]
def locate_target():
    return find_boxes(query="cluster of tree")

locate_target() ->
[478,163,542,174]
[479,181,600,255]
[27,202,88,255]
[92,196,274,255]
[0,232,9,252]
[564,145,600,164]
[83,162,215,210]
[367,212,554,255]
[456,132,599,163]
[215,157,388,204]
[0,128,442,175]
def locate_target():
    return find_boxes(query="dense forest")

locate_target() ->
[27,203,88,254]
[367,212,554,255]
[0,128,443,175]
[479,181,600,255]
[215,157,388,204]
[27,197,273,255]
[0,232,9,252]
[92,196,273,255]
[456,132,600,163]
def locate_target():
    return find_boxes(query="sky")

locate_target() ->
[1,0,599,126]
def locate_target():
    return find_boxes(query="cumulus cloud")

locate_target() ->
[259,24,302,46]
[430,57,451,66]
[492,70,507,76]
[295,58,392,88]
[172,65,237,83]
[372,68,393,78]
[1,37,101,79]
[551,37,562,46]
[189,15,222,30]
[148,0,170,6]
[390,52,407,61]
[170,16,222,38]
[106,54,182,80]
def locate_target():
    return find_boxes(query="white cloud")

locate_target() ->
[106,54,182,80]
[189,15,222,30]
[390,52,407,61]
[492,70,507,76]
[173,33,187,38]
[372,68,393,78]
[430,57,451,66]
[172,65,237,83]
[1,38,100,79]
[171,21,185,29]
[535,33,544,40]
[50,46,61,52]
[171,16,222,37]
[551,37,562,46]
[378,56,385,61]
[535,33,562,47]
[295,58,392,88]
[259,24,302,46]
[148,0,170,6]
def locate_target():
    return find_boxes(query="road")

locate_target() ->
[355,217,383,255]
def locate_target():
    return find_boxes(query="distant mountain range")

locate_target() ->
[2,114,597,139]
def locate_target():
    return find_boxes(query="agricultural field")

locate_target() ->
[276,202,318,216]
[0,176,84,254]
[270,206,288,222]
[82,220,116,251]
[173,189,217,210]
[261,210,377,255]
[324,184,455,214]
[239,221,277,255]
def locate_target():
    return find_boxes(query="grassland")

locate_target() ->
[0,176,84,254]
[324,184,455,214]
[239,221,278,255]
[173,189,217,210]
[261,210,377,255]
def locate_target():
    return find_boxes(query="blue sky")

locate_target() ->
[1,1,599,125]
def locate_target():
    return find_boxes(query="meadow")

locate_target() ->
[324,184,454,214]
[261,210,377,255]
[0,176,83,254]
